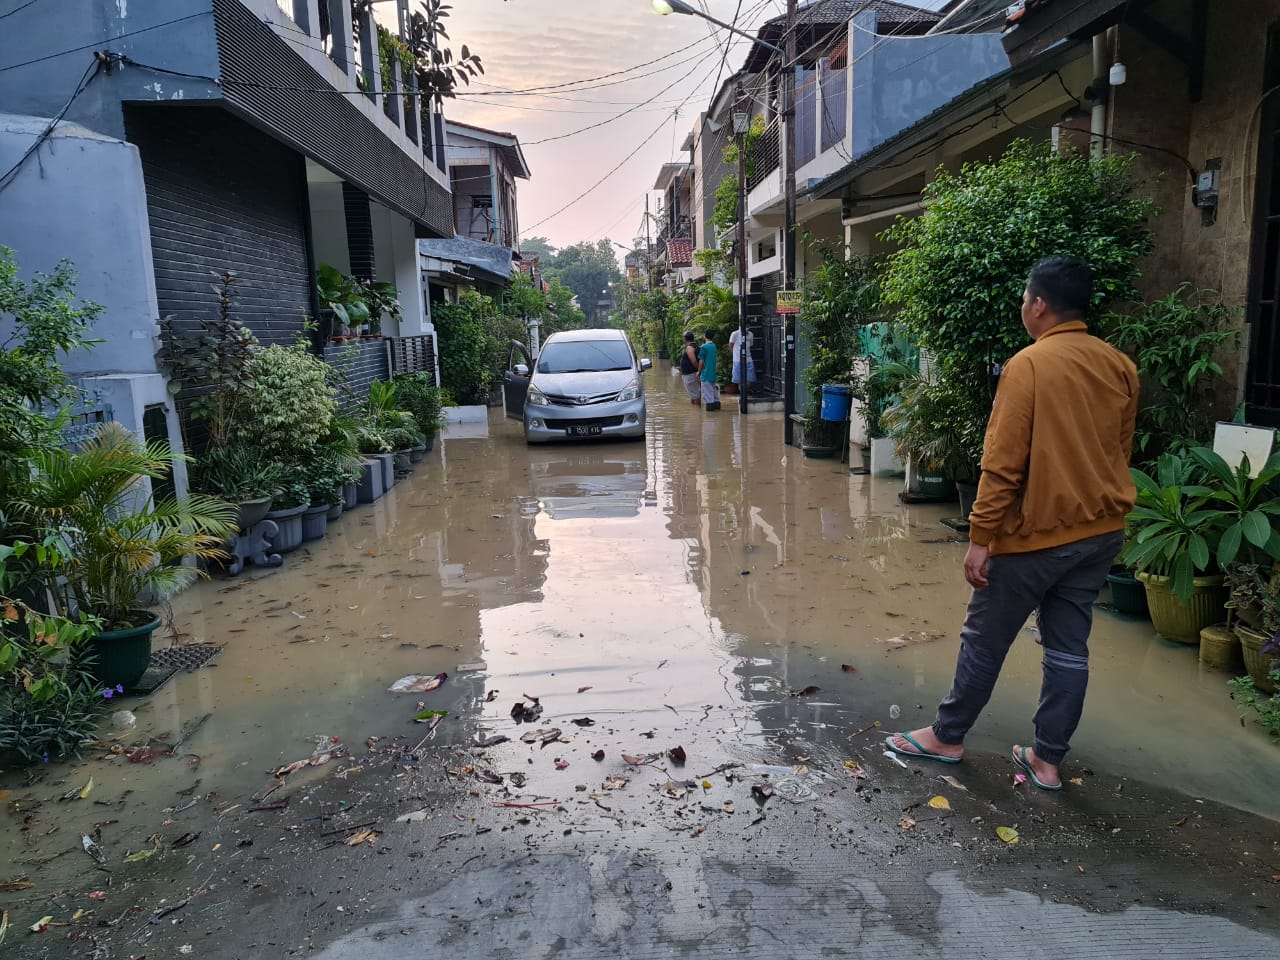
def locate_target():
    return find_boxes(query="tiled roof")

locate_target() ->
[666,238,694,268]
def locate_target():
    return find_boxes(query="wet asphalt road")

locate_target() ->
[2,371,1279,958]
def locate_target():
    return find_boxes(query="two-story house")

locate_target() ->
[0,0,453,486]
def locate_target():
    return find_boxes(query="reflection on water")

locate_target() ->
[3,367,1279,892]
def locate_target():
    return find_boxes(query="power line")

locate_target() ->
[0,57,101,193]
[0,0,40,21]
[0,11,209,73]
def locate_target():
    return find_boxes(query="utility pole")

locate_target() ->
[735,111,749,415]
[644,194,654,293]
[782,0,798,445]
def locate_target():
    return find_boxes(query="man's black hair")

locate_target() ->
[683,331,695,341]
[704,330,714,339]
[1026,256,1092,319]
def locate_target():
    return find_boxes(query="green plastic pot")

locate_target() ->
[89,611,162,691]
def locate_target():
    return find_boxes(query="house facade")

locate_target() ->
[0,0,453,487]
[420,120,529,307]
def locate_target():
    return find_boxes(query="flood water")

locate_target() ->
[5,368,1280,906]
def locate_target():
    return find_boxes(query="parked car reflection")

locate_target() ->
[527,448,647,520]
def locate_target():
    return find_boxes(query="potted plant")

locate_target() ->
[392,373,445,455]
[1123,451,1229,643]
[264,477,309,554]
[359,278,401,339]
[13,424,234,689]
[316,264,371,342]
[356,425,392,502]
[189,442,284,530]
[881,369,982,506]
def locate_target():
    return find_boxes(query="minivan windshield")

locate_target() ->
[536,340,633,374]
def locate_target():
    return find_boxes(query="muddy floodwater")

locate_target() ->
[4,370,1280,957]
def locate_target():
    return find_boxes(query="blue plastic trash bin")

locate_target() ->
[820,384,853,422]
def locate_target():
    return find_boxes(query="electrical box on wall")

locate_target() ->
[1194,158,1221,226]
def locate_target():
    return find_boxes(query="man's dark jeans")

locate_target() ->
[932,531,1124,765]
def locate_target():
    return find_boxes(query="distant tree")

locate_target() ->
[544,239,622,327]
[519,236,557,260]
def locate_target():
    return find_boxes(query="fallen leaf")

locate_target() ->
[522,692,541,704]
[171,832,200,848]
[940,775,967,792]
[1068,777,1084,786]
[602,776,629,790]
[1010,773,1028,786]
[554,759,570,770]
[1174,817,1188,827]
[722,802,734,814]
[842,761,867,780]
[123,848,157,863]
[668,746,687,765]
[0,880,32,893]
[840,664,856,673]
[396,809,430,823]
[591,750,605,761]
[577,686,592,693]
[751,782,774,801]
[661,781,687,800]
[995,826,1020,845]
[569,717,595,727]
[88,891,106,901]
[71,908,85,921]
[78,778,93,800]
[701,780,713,790]
[899,818,917,830]
[788,685,820,697]
[343,828,378,846]
[29,915,53,934]
[621,753,657,766]
[411,709,448,722]
[927,796,951,811]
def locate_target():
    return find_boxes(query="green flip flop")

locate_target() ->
[884,731,962,764]
[1012,745,1063,791]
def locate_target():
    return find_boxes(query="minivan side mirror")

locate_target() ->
[513,363,530,377]
[639,358,653,371]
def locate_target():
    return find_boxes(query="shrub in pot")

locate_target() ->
[12,424,234,689]
[228,342,336,463]
[393,373,444,455]
[1124,452,1228,643]
[264,477,309,554]
[189,442,284,530]
[881,365,983,504]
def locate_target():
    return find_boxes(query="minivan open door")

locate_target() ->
[503,340,534,419]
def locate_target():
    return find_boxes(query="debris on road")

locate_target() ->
[996,826,1021,845]
[80,835,106,866]
[519,728,562,747]
[668,745,687,765]
[388,673,447,693]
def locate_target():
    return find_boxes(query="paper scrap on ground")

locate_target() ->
[388,673,447,693]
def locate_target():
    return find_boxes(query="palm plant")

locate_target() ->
[11,423,236,629]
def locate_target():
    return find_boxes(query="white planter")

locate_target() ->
[869,437,904,477]
[442,405,488,424]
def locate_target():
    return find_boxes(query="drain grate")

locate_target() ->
[150,644,223,673]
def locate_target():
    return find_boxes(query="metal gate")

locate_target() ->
[1247,23,1280,426]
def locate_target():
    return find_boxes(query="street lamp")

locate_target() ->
[650,0,783,54]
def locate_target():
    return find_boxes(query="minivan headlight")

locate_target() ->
[527,387,549,406]
[616,379,640,402]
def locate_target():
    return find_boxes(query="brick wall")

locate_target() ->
[325,338,390,409]
[1110,0,1280,407]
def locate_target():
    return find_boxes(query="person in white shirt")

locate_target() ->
[729,327,755,390]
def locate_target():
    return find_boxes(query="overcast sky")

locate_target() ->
[441,1,950,253]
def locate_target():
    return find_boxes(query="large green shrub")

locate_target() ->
[1098,284,1240,460]
[393,372,445,437]
[800,245,882,406]
[229,343,336,462]
[881,140,1155,423]
[434,291,500,403]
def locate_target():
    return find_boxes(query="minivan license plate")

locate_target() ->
[569,424,602,437]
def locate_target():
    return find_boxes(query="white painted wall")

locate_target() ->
[308,176,351,275]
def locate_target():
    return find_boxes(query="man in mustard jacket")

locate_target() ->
[888,256,1138,790]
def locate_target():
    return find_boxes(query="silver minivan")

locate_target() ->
[503,329,651,444]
